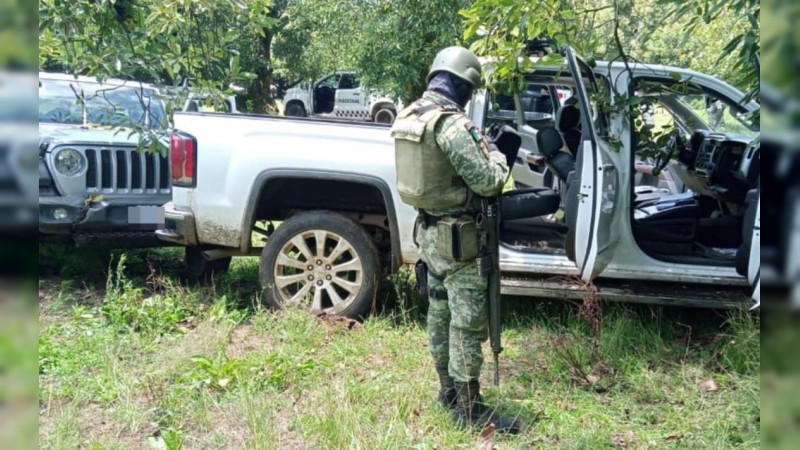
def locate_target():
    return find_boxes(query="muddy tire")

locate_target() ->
[373,107,396,124]
[259,211,380,318]
[284,102,306,117]
[185,246,232,279]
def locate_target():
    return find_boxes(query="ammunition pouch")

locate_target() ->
[420,210,460,228]
[436,217,479,262]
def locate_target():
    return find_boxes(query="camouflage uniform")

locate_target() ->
[414,91,510,383]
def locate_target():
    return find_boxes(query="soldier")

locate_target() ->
[391,47,520,433]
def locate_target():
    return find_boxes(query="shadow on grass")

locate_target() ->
[39,244,261,313]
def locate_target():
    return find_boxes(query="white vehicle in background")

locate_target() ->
[179,93,238,114]
[158,84,240,114]
[282,71,400,123]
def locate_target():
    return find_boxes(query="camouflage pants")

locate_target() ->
[417,220,488,383]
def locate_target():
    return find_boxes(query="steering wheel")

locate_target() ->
[653,129,683,176]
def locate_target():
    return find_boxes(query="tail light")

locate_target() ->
[170,131,197,187]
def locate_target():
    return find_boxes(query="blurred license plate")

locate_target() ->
[128,206,164,227]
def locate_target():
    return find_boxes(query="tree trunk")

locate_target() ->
[249,32,277,114]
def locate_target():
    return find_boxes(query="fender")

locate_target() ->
[370,100,397,116]
[241,169,402,272]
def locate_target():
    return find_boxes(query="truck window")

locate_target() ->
[338,74,360,90]
[317,74,341,89]
[486,83,555,130]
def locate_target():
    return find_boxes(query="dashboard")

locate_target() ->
[679,130,758,202]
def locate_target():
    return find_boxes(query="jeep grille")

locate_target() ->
[85,148,171,194]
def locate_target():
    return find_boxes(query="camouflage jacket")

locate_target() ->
[423,91,510,215]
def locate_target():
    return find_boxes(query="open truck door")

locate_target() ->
[563,47,620,281]
[738,187,760,309]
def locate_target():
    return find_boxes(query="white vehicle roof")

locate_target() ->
[478,57,756,110]
[39,72,158,90]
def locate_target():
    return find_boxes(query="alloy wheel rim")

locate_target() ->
[273,230,363,314]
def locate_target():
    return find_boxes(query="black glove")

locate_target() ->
[487,125,521,168]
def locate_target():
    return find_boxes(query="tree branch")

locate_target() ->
[576,5,614,14]
[612,0,633,78]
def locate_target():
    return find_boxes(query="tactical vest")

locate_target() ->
[391,100,466,211]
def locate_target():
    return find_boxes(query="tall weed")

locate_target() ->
[719,309,760,375]
[102,255,200,334]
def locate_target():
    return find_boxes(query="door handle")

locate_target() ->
[602,164,615,172]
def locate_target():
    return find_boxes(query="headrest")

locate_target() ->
[535,127,564,158]
[556,97,580,132]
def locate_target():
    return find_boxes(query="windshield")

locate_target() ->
[38,78,166,129]
[676,93,758,138]
[637,79,759,139]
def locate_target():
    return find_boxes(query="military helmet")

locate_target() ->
[426,46,482,88]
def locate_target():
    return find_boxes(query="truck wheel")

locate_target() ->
[373,108,396,124]
[259,211,380,318]
[285,102,306,117]
[185,246,232,279]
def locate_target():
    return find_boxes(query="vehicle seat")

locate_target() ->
[633,185,672,207]
[556,98,581,157]
[535,127,575,183]
[500,187,561,220]
[633,191,700,255]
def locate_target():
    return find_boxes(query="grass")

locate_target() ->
[38,247,760,449]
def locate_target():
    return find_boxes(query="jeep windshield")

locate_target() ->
[38,78,166,129]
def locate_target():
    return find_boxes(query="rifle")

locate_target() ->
[479,125,521,386]
[479,196,502,386]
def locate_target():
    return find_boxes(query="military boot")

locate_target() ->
[452,380,521,434]
[436,365,458,409]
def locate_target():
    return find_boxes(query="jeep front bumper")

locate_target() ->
[39,196,165,235]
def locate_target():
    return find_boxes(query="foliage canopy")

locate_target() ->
[39,0,758,113]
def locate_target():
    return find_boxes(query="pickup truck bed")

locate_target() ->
[161,112,417,262]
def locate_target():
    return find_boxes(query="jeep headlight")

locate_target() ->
[53,148,85,176]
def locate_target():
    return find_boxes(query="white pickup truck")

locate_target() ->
[282,71,400,124]
[158,47,760,317]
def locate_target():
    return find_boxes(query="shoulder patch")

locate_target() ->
[463,120,482,143]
